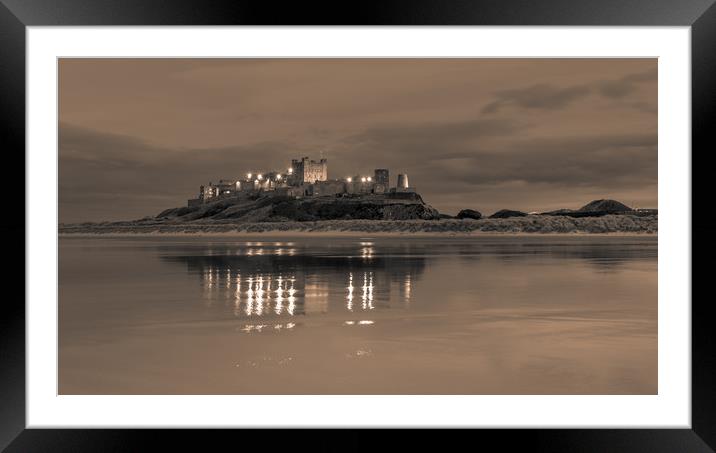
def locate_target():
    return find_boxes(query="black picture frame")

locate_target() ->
[1,1,712,451]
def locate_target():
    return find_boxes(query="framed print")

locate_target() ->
[2,0,714,451]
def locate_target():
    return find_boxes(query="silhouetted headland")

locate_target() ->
[59,195,656,235]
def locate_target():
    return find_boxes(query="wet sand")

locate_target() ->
[59,235,657,395]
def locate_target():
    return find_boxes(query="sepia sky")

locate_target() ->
[59,58,657,223]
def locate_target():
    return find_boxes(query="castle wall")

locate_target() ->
[312,180,346,196]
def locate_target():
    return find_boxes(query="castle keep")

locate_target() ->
[291,157,328,185]
[187,156,415,206]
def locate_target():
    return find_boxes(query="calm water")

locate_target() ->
[59,235,657,394]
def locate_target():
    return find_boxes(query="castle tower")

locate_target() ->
[397,174,409,189]
[291,156,328,185]
[374,169,389,186]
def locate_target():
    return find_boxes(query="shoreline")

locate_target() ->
[58,215,658,238]
[59,230,657,238]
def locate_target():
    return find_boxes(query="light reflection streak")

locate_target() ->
[287,278,296,316]
[404,274,412,304]
[346,272,354,311]
[274,277,284,314]
[361,272,368,309]
[245,276,254,316]
[255,276,265,316]
[233,273,242,316]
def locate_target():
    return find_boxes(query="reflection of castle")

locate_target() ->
[188,156,415,206]
[160,242,425,320]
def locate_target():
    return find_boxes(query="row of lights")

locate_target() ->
[245,167,293,182]
[346,176,372,183]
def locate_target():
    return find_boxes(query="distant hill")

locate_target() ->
[578,199,633,213]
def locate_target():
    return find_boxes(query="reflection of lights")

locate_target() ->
[287,280,296,316]
[247,173,252,179]
[274,277,284,314]
[276,174,282,181]
[346,177,352,182]
[197,245,414,320]
[245,277,254,316]
[361,247,374,259]
[344,320,375,326]
[234,273,242,316]
[346,272,354,311]
[367,177,372,182]
[404,274,412,303]
[241,324,267,333]
[257,174,263,180]
[361,272,368,310]
[359,272,375,310]
[240,322,295,333]
[255,276,265,315]
[288,168,293,174]
[361,177,366,182]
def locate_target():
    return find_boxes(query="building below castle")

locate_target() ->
[187,156,415,207]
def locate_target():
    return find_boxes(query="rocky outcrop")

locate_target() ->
[156,192,441,223]
[456,209,482,220]
[579,199,632,213]
[489,209,527,219]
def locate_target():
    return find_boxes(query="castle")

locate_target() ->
[187,156,415,207]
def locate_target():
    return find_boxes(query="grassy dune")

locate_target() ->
[59,214,657,235]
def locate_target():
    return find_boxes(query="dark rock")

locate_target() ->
[542,208,575,215]
[156,192,441,222]
[578,199,632,213]
[456,209,482,220]
[489,209,527,219]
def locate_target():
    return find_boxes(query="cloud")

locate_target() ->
[482,84,592,113]
[482,68,658,114]
[330,119,656,215]
[597,68,657,99]
[59,123,306,222]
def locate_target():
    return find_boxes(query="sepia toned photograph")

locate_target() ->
[58,58,657,395]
